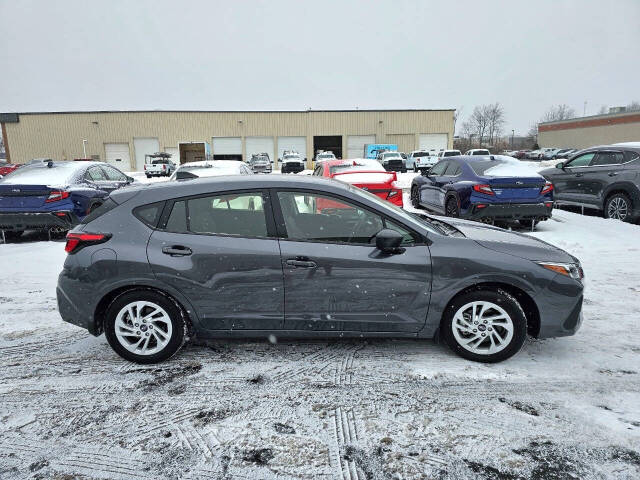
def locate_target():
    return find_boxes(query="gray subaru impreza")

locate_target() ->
[56,175,584,364]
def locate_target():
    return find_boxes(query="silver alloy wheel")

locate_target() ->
[607,197,628,220]
[451,301,514,355]
[114,301,173,356]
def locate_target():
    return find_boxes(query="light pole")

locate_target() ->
[511,129,514,149]
[82,139,88,159]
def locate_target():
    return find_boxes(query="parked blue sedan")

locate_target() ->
[410,155,554,226]
[0,160,134,240]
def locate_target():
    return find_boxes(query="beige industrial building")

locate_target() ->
[538,110,640,149]
[0,109,455,171]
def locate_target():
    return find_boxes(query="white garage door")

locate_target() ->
[419,134,448,152]
[277,136,307,161]
[165,147,180,165]
[133,137,160,171]
[246,137,274,163]
[347,135,376,159]
[104,143,131,169]
[213,137,242,155]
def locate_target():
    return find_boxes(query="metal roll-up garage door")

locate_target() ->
[347,135,376,159]
[133,137,160,171]
[212,137,242,157]
[419,134,448,152]
[105,143,131,169]
[277,136,307,161]
[246,137,274,164]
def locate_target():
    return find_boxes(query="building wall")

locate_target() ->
[538,112,640,149]
[1,110,454,169]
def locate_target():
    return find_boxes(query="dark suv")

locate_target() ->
[539,144,640,222]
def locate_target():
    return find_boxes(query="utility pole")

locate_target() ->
[511,129,514,148]
[82,139,88,159]
[583,101,587,116]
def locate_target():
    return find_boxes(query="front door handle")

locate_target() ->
[286,258,317,268]
[608,172,618,177]
[162,245,192,256]
[575,173,584,177]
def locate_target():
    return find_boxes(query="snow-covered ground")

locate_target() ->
[1,175,640,479]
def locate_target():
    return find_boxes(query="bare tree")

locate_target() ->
[486,102,506,146]
[597,105,608,115]
[468,105,490,146]
[541,104,576,122]
[627,101,640,112]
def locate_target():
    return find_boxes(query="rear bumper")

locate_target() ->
[463,202,553,220]
[281,163,304,173]
[0,211,79,231]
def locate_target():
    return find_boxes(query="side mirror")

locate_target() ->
[375,229,404,254]
[555,162,565,169]
[126,175,134,183]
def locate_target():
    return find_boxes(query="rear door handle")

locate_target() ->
[162,246,192,256]
[286,258,317,268]
[608,172,618,177]
[575,173,584,177]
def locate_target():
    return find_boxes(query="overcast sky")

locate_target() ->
[1,0,639,134]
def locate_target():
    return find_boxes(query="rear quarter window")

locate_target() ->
[133,201,165,228]
[80,198,118,224]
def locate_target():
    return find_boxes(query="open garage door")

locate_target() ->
[419,134,448,152]
[347,135,375,159]
[134,137,160,171]
[246,137,275,164]
[313,136,342,160]
[277,136,307,162]
[179,142,206,164]
[105,143,131,170]
[213,137,242,160]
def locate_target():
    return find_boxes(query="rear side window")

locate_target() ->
[164,192,268,237]
[592,152,624,166]
[80,198,118,224]
[430,161,448,176]
[133,201,164,228]
[445,162,462,176]
[624,151,639,163]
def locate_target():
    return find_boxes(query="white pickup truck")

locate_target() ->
[144,154,176,178]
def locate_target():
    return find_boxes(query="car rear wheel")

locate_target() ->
[445,196,459,217]
[604,193,632,222]
[442,289,527,363]
[104,290,187,364]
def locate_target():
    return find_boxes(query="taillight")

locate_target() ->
[540,182,553,195]
[46,191,70,203]
[144,164,147,170]
[162,164,166,170]
[65,232,111,254]
[472,184,495,195]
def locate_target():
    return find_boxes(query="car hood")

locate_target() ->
[435,217,576,263]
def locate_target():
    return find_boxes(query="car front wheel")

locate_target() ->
[410,186,421,209]
[604,192,632,222]
[441,289,527,363]
[104,290,187,363]
[445,196,459,217]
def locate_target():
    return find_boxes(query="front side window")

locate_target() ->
[566,152,596,167]
[276,191,415,245]
[429,161,449,176]
[102,165,127,181]
[444,161,461,176]
[165,192,268,237]
[87,166,107,181]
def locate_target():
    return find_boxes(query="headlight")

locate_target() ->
[536,261,583,281]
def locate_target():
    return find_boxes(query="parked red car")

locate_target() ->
[0,161,21,177]
[313,159,404,207]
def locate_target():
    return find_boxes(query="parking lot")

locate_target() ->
[1,168,639,479]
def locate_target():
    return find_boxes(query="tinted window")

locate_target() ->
[429,161,448,176]
[625,151,640,163]
[87,166,107,181]
[80,198,118,224]
[444,162,461,176]
[165,193,267,237]
[102,165,127,181]
[592,152,624,166]
[414,152,428,157]
[133,201,164,228]
[470,160,507,175]
[443,151,460,157]
[567,152,595,167]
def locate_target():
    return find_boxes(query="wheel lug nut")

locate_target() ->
[142,319,146,323]
[488,327,493,331]
[134,323,139,327]
[136,331,141,335]
[483,320,488,324]
[149,325,153,329]
[481,333,486,337]
[474,321,478,325]
[473,329,477,333]
[145,333,149,336]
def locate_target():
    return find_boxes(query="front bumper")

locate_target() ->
[0,211,79,232]
[281,163,304,173]
[252,165,272,173]
[383,161,405,172]
[463,202,553,220]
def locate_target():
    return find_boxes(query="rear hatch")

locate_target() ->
[0,184,53,210]
[486,177,545,202]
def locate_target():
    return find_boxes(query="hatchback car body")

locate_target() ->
[0,161,133,239]
[410,155,554,225]
[57,175,583,364]
[314,159,403,207]
[539,144,640,222]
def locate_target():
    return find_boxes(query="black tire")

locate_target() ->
[413,165,418,172]
[146,174,151,179]
[441,289,527,363]
[445,196,459,217]
[604,192,632,222]
[104,290,187,364]
[87,201,102,214]
[2,230,24,241]
[410,185,422,209]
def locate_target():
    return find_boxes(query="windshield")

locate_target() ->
[472,150,490,155]
[252,156,269,162]
[413,152,428,157]
[345,183,443,235]
[319,154,334,159]
[0,162,83,186]
[283,155,300,160]
[383,153,401,158]
[443,151,461,157]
